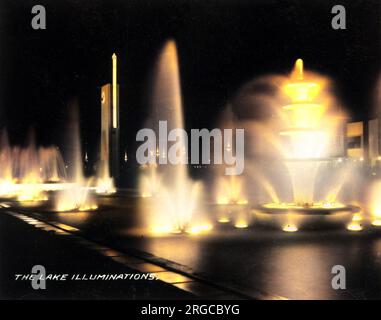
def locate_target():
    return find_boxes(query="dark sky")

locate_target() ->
[0,0,379,160]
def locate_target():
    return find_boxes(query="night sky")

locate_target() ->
[0,0,379,165]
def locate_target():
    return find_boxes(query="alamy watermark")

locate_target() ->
[31,5,46,30]
[31,264,46,290]
[331,265,346,290]
[136,121,245,175]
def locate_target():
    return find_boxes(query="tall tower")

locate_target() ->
[100,53,119,183]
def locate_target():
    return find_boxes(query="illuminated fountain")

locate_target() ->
[215,175,247,206]
[0,118,97,210]
[95,134,116,195]
[368,180,381,227]
[139,40,209,235]
[214,107,248,206]
[139,162,161,198]
[0,130,67,201]
[0,58,117,210]
[254,59,357,231]
[55,180,97,212]
[53,104,97,212]
[213,107,249,227]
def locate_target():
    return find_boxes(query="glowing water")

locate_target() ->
[0,130,66,201]
[215,175,247,205]
[139,40,205,233]
[54,105,97,211]
[214,107,248,205]
[95,129,114,194]
[235,59,353,230]
[369,180,381,226]
[55,181,97,212]
[95,139,116,194]
[139,163,161,198]
[280,59,342,206]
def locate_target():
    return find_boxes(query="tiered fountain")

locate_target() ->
[254,59,357,231]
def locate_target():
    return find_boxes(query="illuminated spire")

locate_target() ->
[284,58,319,102]
[112,53,118,128]
[292,58,304,81]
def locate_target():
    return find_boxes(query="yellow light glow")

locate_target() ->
[187,227,201,235]
[218,217,230,223]
[151,225,173,235]
[79,204,98,211]
[369,181,381,224]
[346,121,363,138]
[55,183,97,212]
[186,223,213,235]
[277,59,349,207]
[347,222,363,232]
[17,183,47,202]
[372,219,381,227]
[234,221,248,228]
[352,213,362,222]
[323,202,346,209]
[216,198,229,205]
[263,202,345,210]
[284,59,321,102]
[0,180,18,198]
[150,223,213,236]
[200,223,213,231]
[282,224,298,232]
[280,130,328,159]
[263,202,290,209]
[55,223,79,232]
[293,58,304,80]
[112,53,118,129]
[284,104,325,129]
[280,59,332,161]
[284,82,320,102]
[137,41,204,235]
[215,175,247,205]
[95,177,116,195]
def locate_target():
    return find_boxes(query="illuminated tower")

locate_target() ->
[100,53,119,182]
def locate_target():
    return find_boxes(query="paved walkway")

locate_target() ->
[0,212,193,299]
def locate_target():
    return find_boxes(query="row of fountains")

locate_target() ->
[0,109,115,211]
[1,39,380,234]
[138,40,381,234]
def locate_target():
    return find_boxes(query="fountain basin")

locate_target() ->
[253,203,359,231]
